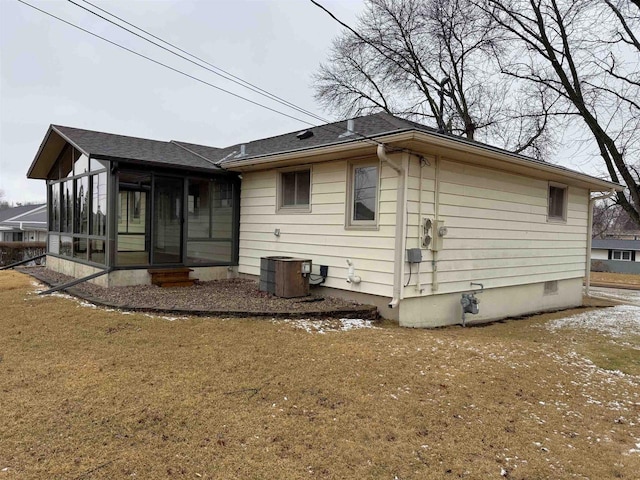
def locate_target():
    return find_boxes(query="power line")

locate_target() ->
[16,0,319,127]
[16,0,398,152]
[69,0,391,149]
[70,0,331,125]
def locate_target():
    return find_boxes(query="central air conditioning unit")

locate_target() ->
[259,256,312,298]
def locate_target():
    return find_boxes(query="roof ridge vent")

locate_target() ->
[339,119,355,138]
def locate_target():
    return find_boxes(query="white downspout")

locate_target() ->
[377,144,406,309]
[585,189,616,296]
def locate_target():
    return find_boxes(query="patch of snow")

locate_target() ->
[589,286,640,305]
[546,305,640,341]
[277,317,377,334]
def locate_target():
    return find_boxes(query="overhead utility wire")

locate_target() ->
[69,0,390,149]
[17,0,397,152]
[16,0,318,127]
[71,0,330,125]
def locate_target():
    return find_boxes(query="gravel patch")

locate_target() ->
[21,267,378,318]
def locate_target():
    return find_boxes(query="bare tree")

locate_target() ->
[477,0,640,224]
[313,0,550,155]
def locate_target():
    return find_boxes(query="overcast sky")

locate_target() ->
[0,0,363,204]
[0,0,606,205]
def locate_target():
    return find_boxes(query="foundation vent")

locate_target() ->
[543,280,558,295]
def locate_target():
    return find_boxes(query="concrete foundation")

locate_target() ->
[398,277,583,328]
[45,257,583,327]
[241,273,582,327]
[46,256,234,288]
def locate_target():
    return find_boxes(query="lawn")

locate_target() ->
[1,270,639,479]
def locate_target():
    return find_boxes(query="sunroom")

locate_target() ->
[27,125,240,287]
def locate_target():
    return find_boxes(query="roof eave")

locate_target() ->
[407,131,623,192]
[222,129,622,192]
[27,125,91,180]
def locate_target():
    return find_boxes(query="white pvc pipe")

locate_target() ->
[416,156,424,294]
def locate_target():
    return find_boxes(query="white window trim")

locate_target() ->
[547,182,568,223]
[276,166,312,214]
[345,160,380,230]
[612,249,633,261]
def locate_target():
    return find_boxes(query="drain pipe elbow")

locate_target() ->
[346,259,361,284]
[377,144,401,172]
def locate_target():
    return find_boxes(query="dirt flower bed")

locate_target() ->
[22,266,376,317]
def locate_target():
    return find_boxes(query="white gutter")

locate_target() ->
[377,144,406,309]
[585,189,616,296]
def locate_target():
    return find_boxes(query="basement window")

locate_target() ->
[278,168,311,212]
[548,183,567,222]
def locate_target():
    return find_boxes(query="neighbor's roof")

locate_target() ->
[592,239,640,250]
[0,204,47,231]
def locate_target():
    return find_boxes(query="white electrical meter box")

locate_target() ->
[301,262,311,274]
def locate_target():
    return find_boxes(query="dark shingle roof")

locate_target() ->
[35,113,618,192]
[592,239,640,250]
[52,125,224,172]
[0,204,44,222]
[0,204,47,231]
[208,112,435,164]
[49,113,432,170]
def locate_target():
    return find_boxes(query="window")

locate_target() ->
[348,162,379,227]
[548,184,567,221]
[279,169,310,210]
[612,250,633,261]
[186,178,235,264]
[91,173,108,237]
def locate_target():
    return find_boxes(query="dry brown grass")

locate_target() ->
[591,271,640,286]
[1,270,639,479]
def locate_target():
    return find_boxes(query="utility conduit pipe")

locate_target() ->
[377,144,406,309]
[585,189,616,296]
[432,156,441,292]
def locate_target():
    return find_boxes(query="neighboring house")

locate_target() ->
[0,204,47,242]
[591,238,640,274]
[26,113,622,327]
[602,231,640,240]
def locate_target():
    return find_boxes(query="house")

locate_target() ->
[26,113,622,327]
[591,238,640,274]
[0,204,47,242]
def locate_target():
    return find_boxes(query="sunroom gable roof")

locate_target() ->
[27,125,225,179]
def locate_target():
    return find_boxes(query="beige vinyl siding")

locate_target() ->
[238,158,399,297]
[239,152,590,300]
[402,158,589,297]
